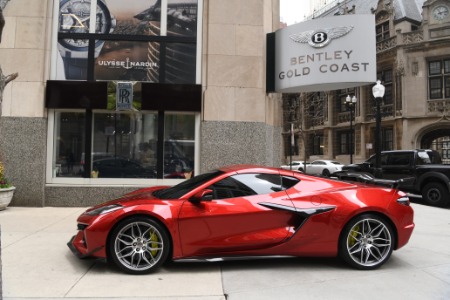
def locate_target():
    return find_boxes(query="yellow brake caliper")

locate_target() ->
[348,225,360,247]
[149,231,159,257]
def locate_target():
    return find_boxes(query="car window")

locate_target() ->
[386,153,412,166]
[416,152,431,165]
[153,170,224,199]
[208,173,283,200]
[331,161,342,165]
[282,176,300,189]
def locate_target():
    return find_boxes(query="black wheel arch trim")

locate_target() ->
[417,171,450,193]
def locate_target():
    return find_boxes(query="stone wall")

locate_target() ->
[200,121,282,172]
[0,117,46,206]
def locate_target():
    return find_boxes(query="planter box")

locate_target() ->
[0,186,15,210]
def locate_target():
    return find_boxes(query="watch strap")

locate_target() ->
[63,57,88,80]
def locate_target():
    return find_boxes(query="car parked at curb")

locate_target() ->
[336,149,450,207]
[305,160,344,177]
[68,164,414,274]
[280,161,310,172]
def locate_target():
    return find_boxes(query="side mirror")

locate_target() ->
[190,189,213,203]
[362,162,373,168]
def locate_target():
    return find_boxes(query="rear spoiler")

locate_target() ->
[334,171,415,189]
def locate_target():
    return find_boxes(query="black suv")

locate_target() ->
[339,150,450,207]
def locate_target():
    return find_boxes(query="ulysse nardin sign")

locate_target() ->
[273,15,376,93]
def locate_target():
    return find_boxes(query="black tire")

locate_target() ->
[422,182,450,207]
[108,216,170,274]
[339,214,395,270]
[322,169,331,177]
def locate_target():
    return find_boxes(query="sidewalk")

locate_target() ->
[0,207,225,300]
[1,203,450,300]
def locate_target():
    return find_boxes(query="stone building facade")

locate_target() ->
[284,0,450,165]
[0,0,282,207]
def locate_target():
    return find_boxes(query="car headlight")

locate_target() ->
[85,204,123,216]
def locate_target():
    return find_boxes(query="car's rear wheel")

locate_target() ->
[108,216,170,274]
[322,169,331,177]
[339,214,395,270]
[422,182,450,207]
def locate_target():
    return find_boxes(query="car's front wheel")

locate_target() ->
[108,216,170,274]
[339,214,395,270]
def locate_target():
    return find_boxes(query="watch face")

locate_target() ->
[433,5,449,21]
[59,0,113,49]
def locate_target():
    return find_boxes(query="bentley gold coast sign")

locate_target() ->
[273,14,376,93]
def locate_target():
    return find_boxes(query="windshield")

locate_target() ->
[153,170,224,199]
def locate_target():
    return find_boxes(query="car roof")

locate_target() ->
[218,164,282,173]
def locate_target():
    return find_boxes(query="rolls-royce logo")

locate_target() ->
[289,26,354,48]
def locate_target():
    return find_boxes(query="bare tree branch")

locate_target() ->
[0,0,11,10]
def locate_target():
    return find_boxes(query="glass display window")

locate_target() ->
[53,111,86,178]
[164,113,195,178]
[91,112,158,178]
[51,110,198,181]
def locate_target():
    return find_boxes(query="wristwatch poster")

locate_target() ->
[56,0,198,82]
[58,0,116,80]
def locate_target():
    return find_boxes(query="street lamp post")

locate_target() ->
[372,80,385,178]
[346,95,357,164]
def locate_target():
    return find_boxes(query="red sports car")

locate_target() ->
[68,165,414,274]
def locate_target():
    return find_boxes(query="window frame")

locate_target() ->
[338,131,354,155]
[428,59,450,99]
[46,109,200,186]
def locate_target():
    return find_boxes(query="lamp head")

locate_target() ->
[372,80,385,98]
[346,95,357,104]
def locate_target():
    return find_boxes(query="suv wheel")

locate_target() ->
[422,182,450,207]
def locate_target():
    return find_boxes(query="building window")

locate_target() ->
[377,69,393,104]
[164,113,195,177]
[428,59,450,99]
[337,88,355,113]
[311,134,324,155]
[338,131,353,155]
[53,112,86,178]
[376,21,390,42]
[52,110,196,180]
[382,128,393,151]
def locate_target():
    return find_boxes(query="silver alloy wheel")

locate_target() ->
[346,218,392,268]
[114,221,164,272]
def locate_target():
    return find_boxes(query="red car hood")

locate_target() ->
[87,186,170,211]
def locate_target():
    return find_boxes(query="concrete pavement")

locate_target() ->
[0,203,449,299]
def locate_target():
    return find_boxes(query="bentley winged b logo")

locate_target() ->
[289,26,354,48]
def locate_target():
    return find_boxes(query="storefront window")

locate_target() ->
[51,0,201,183]
[164,113,195,178]
[53,112,86,177]
[92,112,158,178]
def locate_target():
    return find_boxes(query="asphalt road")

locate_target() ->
[0,201,449,300]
